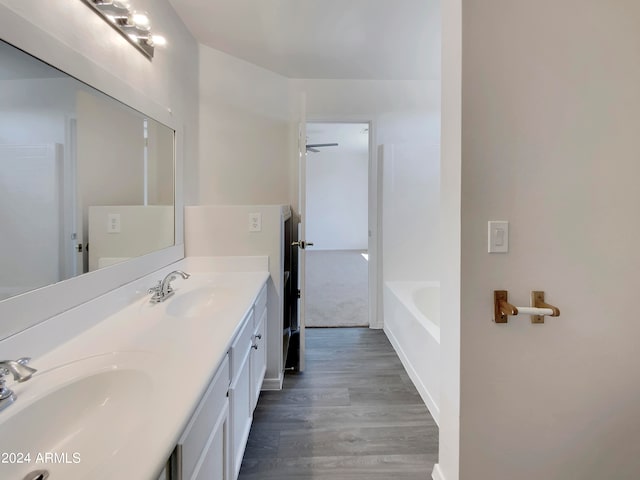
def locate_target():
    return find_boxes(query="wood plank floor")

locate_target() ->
[238,327,439,480]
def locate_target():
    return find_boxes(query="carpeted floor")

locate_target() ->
[305,250,368,327]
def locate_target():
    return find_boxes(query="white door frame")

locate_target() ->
[297,113,307,372]
[65,115,82,278]
[303,118,382,329]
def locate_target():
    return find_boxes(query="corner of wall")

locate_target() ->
[438,0,462,477]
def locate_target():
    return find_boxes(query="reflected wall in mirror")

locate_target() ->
[0,39,175,302]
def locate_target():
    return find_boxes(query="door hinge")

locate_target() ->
[297,289,301,299]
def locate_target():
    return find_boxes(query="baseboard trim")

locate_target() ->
[369,319,384,330]
[432,464,445,480]
[384,325,440,425]
[261,375,283,391]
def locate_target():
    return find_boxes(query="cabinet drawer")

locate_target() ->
[179,355,230,480]
[229,309,254,380]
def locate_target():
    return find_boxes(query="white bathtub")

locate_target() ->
[384,281,440,424]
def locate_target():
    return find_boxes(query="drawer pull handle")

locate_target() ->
[251,344,258,350]
[254,334,262,340]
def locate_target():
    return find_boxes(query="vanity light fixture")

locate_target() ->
[81,0,166,59]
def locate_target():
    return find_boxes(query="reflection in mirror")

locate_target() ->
[0,39,175,302]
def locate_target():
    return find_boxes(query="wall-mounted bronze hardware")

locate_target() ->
[494,290,516,323]
[530,291,560,324]
[493,290,560,324]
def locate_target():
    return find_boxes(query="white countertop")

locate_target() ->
[0,257,269,480]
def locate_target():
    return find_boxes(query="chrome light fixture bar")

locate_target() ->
[80,0,165,59]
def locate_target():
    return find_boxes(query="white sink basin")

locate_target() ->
[0,352,157,479]
[165,286,240,318]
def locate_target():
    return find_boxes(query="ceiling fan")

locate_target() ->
[306,143,338,153]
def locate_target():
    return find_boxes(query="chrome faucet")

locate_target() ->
[0,358,37,412]
[148,270,190,303]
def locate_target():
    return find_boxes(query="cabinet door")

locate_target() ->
[229,350,252,479]
[192,401,230,480]
[178,356,230,480]
[250,307,267,411]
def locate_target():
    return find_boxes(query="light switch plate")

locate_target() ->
[249,213,262,232]
[107,213,121,234]
[488,221,508,253]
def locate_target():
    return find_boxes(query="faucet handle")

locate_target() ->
[148,281,162,295]
[0,359,37,383]
[0,373,12,401]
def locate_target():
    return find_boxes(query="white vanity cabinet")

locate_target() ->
[229,308,254,479]
[251,287,267,411]
[168,283,268,480]
[229,284,267,478]
[175,356,231,480]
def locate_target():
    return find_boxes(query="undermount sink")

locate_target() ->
[0,352,157,479]
[165,286,239,318]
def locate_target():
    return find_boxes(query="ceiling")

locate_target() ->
[167,0,441,80]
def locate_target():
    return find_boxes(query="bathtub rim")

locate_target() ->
[385,280,440,343]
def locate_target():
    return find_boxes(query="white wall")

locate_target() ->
[0,0,199,203]
[185,205,289,389]
[197,45,295,206]
[147,120,175,206]
[380,120,440,282]
[293,79,441,282]
[293,79,441,122]
[0,144,64,298]
[0,76,79,287]
[457,2,640,479]
[76,89,145,264]
[88,206,174,271]
[0,77,76,145]
[0,0,196,340]
[306,144,368,251]
[382,142,440,280]
[195,66,442,262]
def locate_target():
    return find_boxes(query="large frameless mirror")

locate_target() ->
[0,39,175,303]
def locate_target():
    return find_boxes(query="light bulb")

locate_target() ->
[131,10,150,30]
[151,35,167,47]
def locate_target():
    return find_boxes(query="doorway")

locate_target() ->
[304,122,370,328]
